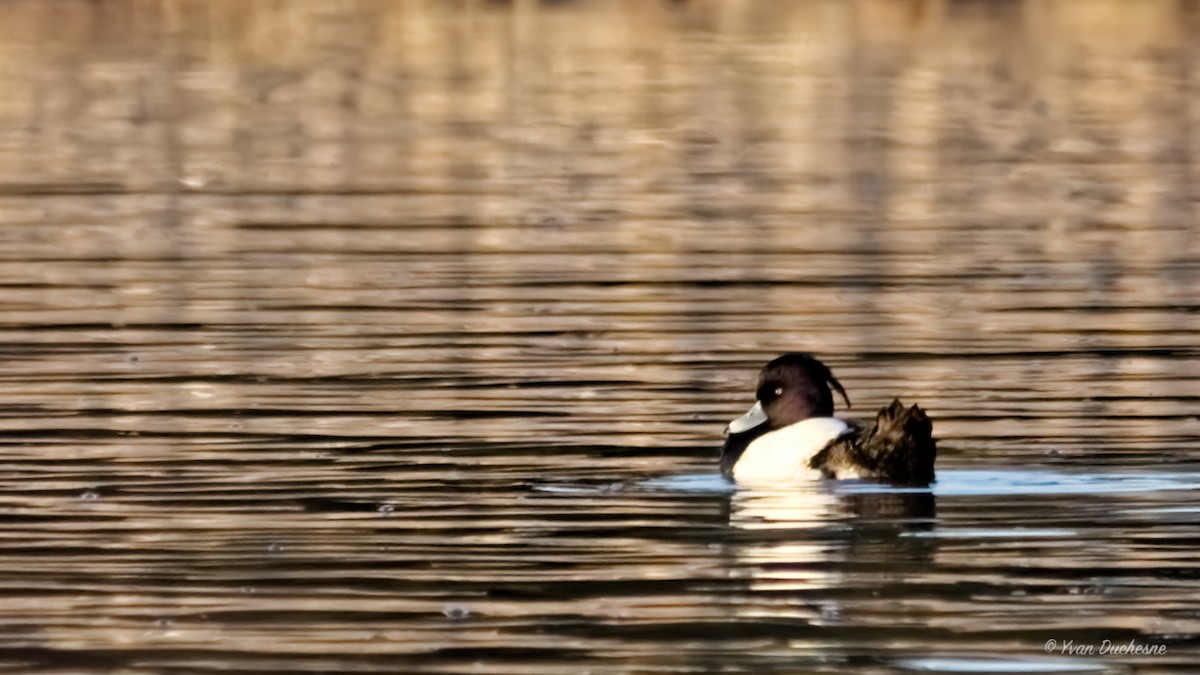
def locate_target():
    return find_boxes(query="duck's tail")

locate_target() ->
[861,399,937,486]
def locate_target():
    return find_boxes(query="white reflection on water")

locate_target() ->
[896,656,1106,674]
[858,469,1200,497]
[641,469,1200,497]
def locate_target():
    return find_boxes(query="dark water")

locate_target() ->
[1,1,1199,672]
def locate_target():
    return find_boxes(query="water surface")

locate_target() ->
[0,1,1198,672]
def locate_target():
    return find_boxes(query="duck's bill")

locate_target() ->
[726,401,768,435]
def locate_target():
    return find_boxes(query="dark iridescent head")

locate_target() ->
[720,353,851,476]
[752,353,851,427]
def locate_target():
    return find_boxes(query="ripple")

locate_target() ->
[896,656,1107,674]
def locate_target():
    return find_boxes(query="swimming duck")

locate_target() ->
[720,353,936,486]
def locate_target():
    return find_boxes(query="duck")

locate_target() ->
[720,353,936,486]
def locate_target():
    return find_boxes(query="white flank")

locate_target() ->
[732,417,850,484]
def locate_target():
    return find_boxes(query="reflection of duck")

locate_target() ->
[728,487,936,531]
[720,353,936,486]
[723,485,937,596]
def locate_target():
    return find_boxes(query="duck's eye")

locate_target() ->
[758,384,784,402]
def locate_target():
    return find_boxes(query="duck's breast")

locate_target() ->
[731,417,851,484]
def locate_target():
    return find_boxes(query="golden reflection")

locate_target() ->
[0,0,1192,450]
[0,2,1196,665]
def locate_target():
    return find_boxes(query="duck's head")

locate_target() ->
[728,353,851,434]
[720,353,851,475]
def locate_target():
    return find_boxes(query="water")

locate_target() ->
[0,0,1198,672]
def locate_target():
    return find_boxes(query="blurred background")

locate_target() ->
[0,0,1195,454]
[0,0,1197,672]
